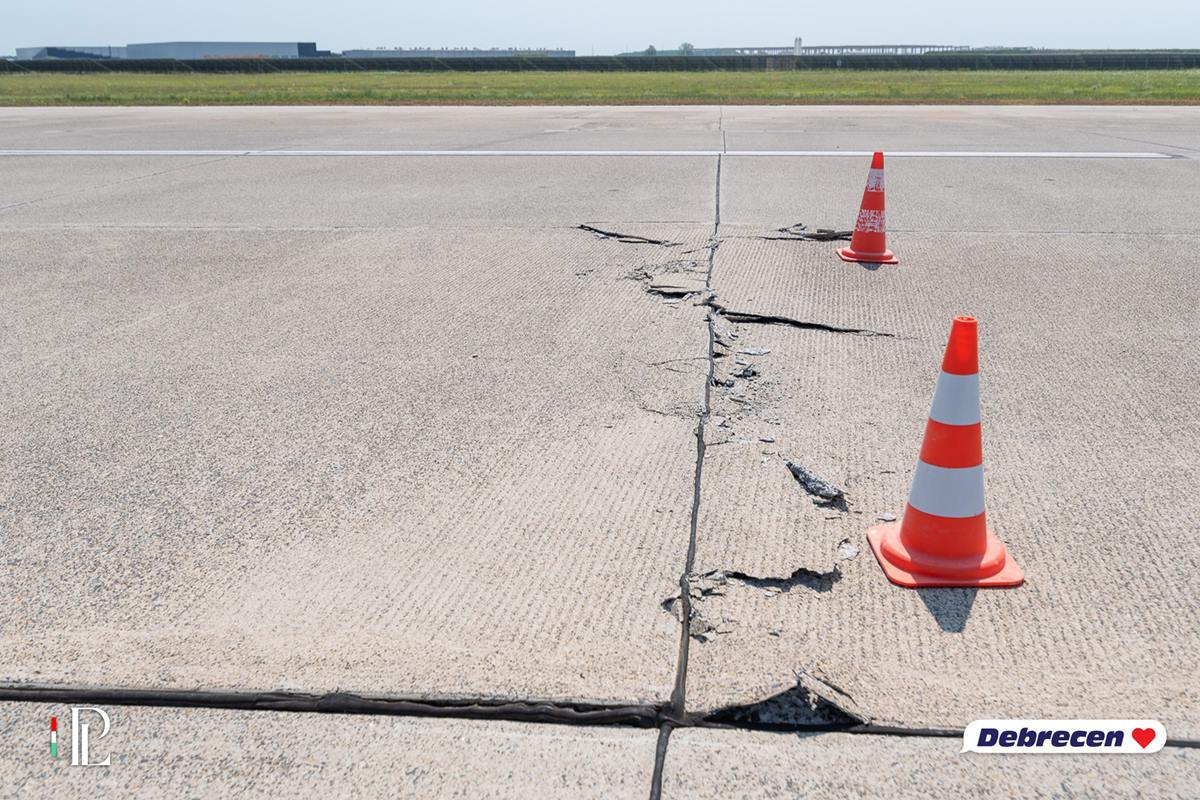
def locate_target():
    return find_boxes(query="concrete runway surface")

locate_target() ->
[1,106,1198,796]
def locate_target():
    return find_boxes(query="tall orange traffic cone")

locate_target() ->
[837,151,898,265]
[866,316,1023,588]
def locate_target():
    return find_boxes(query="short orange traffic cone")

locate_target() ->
[837,151,898,265]
[866,316,1023,588]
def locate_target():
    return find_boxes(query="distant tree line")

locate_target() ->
[642,43,694,56]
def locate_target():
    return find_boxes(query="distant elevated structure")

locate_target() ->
[621,39,971,57]
[792,37,969,56]
[343,47,575,59]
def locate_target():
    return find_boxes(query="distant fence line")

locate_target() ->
[3,52,1200,74]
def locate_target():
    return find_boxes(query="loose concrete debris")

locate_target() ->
[662,572,740,643]
[759,222,853,242]
[662,565,841,641]
[785,460,847,510]
[759,435,776,443]
[711,314,738,351]
[877,512,898,522]
[706,670,865,728]
[576,224,680,246]
[738,346,771,356]
[838,538,860,560]
[626,259,709,299]
[733,364,759,379]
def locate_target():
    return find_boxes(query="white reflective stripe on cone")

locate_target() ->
[907,462,986,518]
[865,168,885,192]
[927,372,981,426]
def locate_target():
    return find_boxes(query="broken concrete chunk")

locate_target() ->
[690,570,729,596]
[765,222,854,242]
[838,539,860,560]
[785,460,845,503]
[711,315,738,348]
[737,346,771,356]
[759,435,776,443]
[733,364,759,379]
[877,512,898,522]
[712,376,735,388]
[649,275,708,297]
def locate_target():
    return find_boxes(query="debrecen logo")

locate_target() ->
[962,720,1165,754]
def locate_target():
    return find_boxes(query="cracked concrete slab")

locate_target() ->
[709,230,1199,337]
[1,221,712,705]
[687,227,1200,734]
[0,702,656,797]
[4,107,1199,788]
[720,157,1200,235]
[663,728,1200,799]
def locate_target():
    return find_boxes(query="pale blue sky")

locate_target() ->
[6,0,1198,56]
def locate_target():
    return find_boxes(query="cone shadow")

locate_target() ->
[917,588,978,633]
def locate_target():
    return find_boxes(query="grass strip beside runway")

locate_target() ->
[2,69,1199,105]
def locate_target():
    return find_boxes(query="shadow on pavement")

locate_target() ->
[917,588,979,633]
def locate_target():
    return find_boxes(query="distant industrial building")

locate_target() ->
[126,42,328,59]
[16,45,127,59]
[343,47,575,59]
[15,41,331,60]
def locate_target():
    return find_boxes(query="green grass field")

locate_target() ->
[1,70,1198,105]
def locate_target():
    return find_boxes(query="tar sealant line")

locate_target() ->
[0,149,1179,159]
[666,154,722,722]
[648,724,673,800]
[0,686,659,727]
[7,685,1197,748]
[653,152,722,800]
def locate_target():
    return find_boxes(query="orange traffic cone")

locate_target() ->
[837,151,898,265]
[866,316,1023,588]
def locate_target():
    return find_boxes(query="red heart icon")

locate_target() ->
[1131,728,1156,749]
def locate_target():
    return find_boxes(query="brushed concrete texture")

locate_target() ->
[0,105,724,151]
[0,222,711,703]
[686,232,1200,734]
[721,106,1200,155]
[720,156,1200,234]
[0,157,226,210]
[5,106,1198,154]
[708,231,1200,337]
[0,155,717,229]
[663,729,1200,799]
[0,702,656,798]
